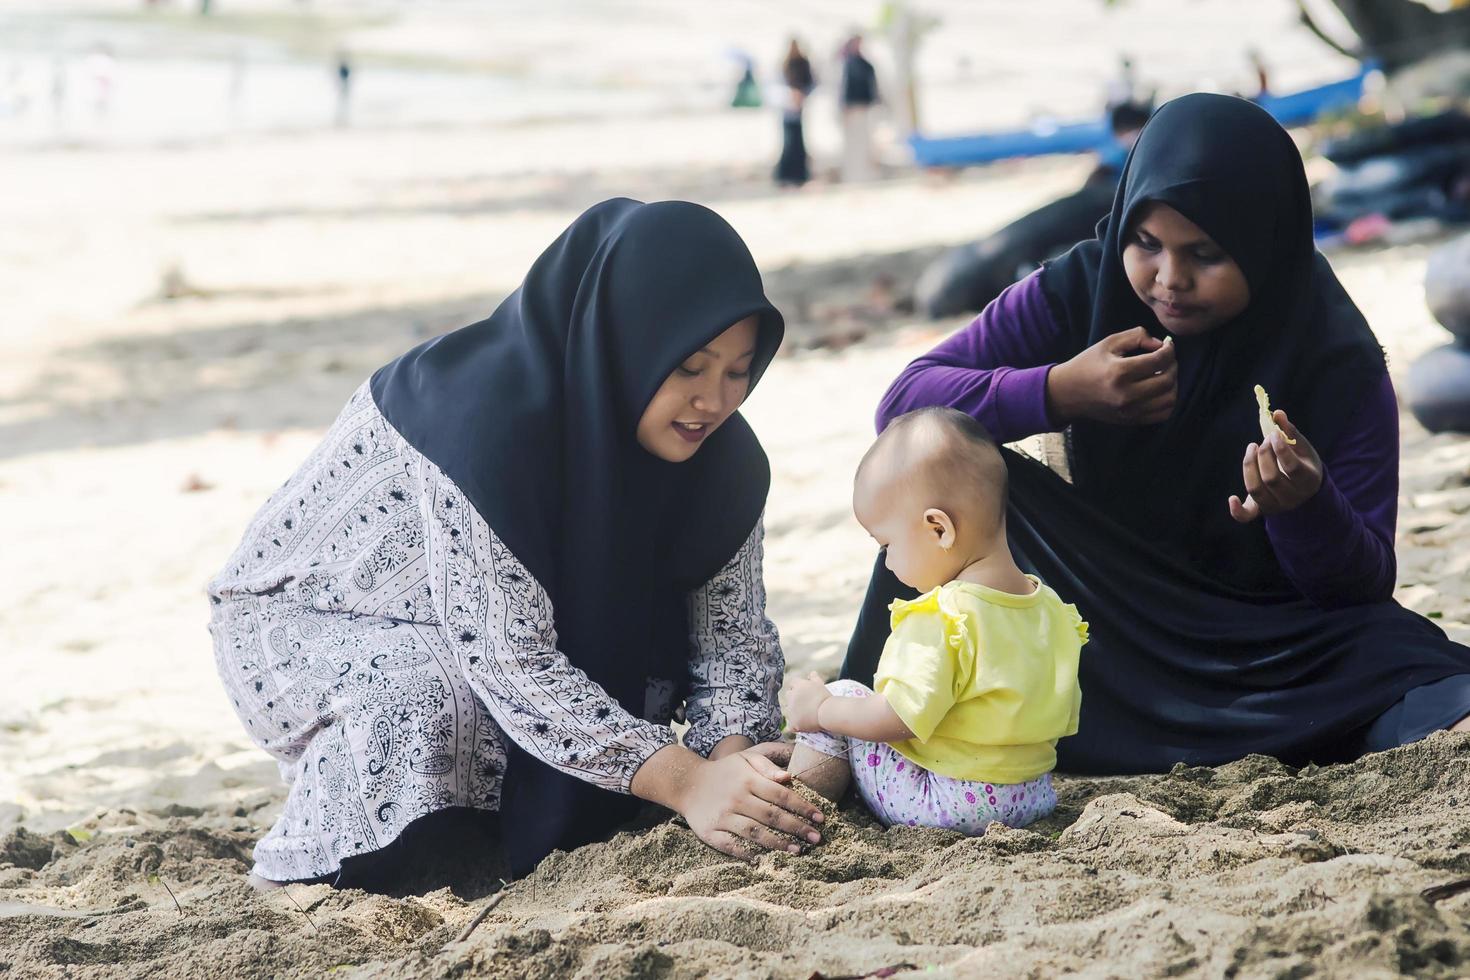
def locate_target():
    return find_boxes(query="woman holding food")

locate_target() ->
[841,94,1470,772]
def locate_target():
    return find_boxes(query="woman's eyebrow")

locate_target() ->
[698,346,759,359]
[1138,227,1216,250]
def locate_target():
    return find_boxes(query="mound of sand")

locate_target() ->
[4,733,1469,978]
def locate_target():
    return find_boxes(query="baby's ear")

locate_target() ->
[922,508,957,550]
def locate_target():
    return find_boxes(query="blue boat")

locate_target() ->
[907,118,1114,168]
[1255,68,1372,127]
[908,66,1375,169]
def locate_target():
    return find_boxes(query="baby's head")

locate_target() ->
[853,407,1008,592]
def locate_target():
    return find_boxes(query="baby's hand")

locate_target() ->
[785,672,832,733]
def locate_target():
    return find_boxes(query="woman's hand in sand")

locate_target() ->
[1228,411,1323,523]
[707,735,793,767]
[677,749,824,860]
[784,672,832,733]
[1046,327,1177,426]
[742,740,794,767]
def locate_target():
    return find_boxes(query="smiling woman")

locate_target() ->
[636,315,760,462]
[206,199,826,894]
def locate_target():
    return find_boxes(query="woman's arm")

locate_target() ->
[683,517,785,758]
[877,271,1072,440]
[417,456,823,856]
[1264,373,1399,606]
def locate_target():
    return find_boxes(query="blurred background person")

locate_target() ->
[1104,54,1137,110]
[837,31,880,182]
[334,48,352,127]
[774,38,815,188]
[731,52,762,108]
[1103,53,1155,114]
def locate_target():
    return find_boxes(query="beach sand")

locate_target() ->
[3,2,1470,976]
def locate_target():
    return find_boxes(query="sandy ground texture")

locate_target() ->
[4,1,1470,977]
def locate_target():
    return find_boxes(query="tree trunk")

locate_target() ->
[1326,0,1470,72]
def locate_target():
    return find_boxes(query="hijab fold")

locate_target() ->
[371,199,784,873]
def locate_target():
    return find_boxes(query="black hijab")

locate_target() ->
[370,198,784,873]
[1040,93,1386,594]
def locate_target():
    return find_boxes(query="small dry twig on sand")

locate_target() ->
[147,874,184,916]
[1422,878,1470,904]
[160,878,183,916]
[444,879,512,950]
[282,886,319,934]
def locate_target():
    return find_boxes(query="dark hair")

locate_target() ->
[1109,101,1152,137]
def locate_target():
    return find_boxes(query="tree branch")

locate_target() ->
[1295,0,1363,61]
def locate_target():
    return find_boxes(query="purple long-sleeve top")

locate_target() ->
[878,271,1399,607]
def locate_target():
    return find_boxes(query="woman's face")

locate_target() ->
[1122,202,1251,336]
[636,315,759,462]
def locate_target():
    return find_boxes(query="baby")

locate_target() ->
[785,407,1087,833]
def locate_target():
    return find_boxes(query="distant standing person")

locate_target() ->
[334,50,352,127]
[838,33,880,183]
[774,39,815,188]
[1104,55,1137,111]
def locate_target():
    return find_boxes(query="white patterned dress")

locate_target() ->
[208,382,784,883]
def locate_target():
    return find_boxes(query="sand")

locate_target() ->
[3,2,1470,977]
[6,737,1470,977]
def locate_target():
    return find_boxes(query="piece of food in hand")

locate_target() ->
[1253,384,1297,445]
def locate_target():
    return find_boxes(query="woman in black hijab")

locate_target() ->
[843,94,1470,772]
[210,199,823,892]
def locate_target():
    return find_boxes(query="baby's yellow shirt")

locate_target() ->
[873,577,1087,784]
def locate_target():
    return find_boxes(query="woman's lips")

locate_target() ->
[672,421,713,444]
[1155,298,1199,318]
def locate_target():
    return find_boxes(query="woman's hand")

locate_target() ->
[740,740,794,767]
[785,672,832,733]
[1046,326,1177,426]
[675,749,824,860]
[633,745,825,861]
[1228,410,1323,523]
[708,735,792,767]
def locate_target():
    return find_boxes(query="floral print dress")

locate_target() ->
[208,382,784,882]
